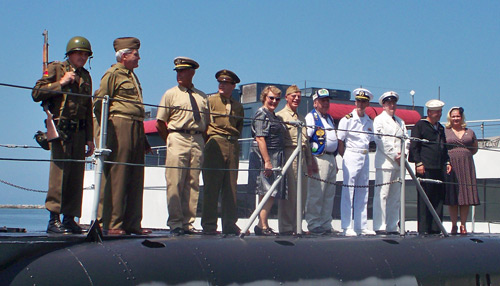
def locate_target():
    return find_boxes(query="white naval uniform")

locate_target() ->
[373,111,409,232]
[337,109,374,231]
[304,111,338,231]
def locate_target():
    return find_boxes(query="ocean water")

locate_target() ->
[0,208,47,232]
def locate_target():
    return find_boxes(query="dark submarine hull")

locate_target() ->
[1,233,499,285]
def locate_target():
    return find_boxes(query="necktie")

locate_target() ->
[188,89,201,122]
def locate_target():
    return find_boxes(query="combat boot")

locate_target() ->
[62,215,84,234]
[47,212,70,234]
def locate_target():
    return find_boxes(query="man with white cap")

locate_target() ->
[373,91,409,235]
[409,99,451,234]
[304,89,338,235]
[337,88,375,236]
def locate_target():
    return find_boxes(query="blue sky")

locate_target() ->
[0,1,499,205]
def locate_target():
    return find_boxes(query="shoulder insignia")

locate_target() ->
[345,113,353,119]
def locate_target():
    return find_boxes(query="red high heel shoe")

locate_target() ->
[460,225,467,235]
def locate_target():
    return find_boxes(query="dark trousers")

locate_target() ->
[46,130,86,218]
[201,137,239,233]
[417,168,445,234]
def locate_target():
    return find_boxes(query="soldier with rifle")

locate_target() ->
[32,35,94,234]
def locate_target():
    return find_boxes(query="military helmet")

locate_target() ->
[66,36,92,56]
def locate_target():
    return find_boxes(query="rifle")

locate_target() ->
[42,30,49,76]
[37,30,59,146]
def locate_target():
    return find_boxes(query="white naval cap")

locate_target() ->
[312,88,329,101]
[379,91,399,105]
[425,99,445,111]
[353,88,373,101]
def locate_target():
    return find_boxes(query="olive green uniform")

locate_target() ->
[94,62,149,232]
[157,84,209,231]
[201,93,244,233]
[32,60,93,218]
[276,105,313,234]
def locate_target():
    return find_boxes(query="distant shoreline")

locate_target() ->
[0,205,44,209]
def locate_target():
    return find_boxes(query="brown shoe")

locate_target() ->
[127,229,152,235]
[107,229,126,236]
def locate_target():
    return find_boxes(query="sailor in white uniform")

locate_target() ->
[372,91,409,235]
[337,88,375,236]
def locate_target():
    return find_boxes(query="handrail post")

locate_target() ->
[405,160,449,237]
[399,136,406,236]
[86,96,111,242]
[296,123,303,235]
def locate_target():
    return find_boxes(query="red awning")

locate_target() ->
[328,103,421,125]
[144,120,158,134]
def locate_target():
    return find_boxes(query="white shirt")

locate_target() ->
[373,110,409,170]
[305,111,338,153]
[337,108,374,150]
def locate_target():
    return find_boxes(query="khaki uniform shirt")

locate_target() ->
[32,60,93,142]
[206,93,244,137]
[94,63,145,121]
[276,105,313,166]
[156,84,209,132]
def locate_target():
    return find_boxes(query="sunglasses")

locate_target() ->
[267,96,281,102]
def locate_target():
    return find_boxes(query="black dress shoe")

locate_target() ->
[170,227,185,236]
[47,220,70,234]
[254,225,263,236]
[184,228,202,235]
[375,230,387,235]
[62,216,84,234]
[47,213,70,234]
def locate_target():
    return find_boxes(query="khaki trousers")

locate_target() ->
[100,117,145,231]
[305,153,337,231]
[278,146,308,233]
[46,130,86,217]
[201,136,239,233]
[165,132,204,230]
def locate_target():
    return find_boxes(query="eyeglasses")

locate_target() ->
[267,96,281,102]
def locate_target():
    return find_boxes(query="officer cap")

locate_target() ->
[216,69,240,84]
[174,57,199,71]
[312,89,329,101]
[113,37,140,52]
[286,85,300,96]
[353,88,373,101]
[425,99,445,111]
[379,91,399,105]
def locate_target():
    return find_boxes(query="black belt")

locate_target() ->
[325,151,336,156]
[55,118,86,131]
[169,129,202,135]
